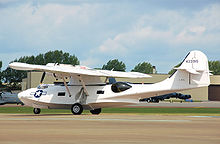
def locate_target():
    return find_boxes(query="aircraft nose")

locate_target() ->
[18,91,25,100]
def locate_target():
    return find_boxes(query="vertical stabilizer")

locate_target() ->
[168,50,210,90]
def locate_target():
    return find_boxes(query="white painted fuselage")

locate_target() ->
[18,71,207,110]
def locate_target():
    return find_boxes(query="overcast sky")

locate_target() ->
[0,0,219,73]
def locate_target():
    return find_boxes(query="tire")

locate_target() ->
[71,103,83,115]
[33,108,41,114]
[90,108,101,115]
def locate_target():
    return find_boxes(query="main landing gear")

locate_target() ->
[71,103,102,115]
[33,108,41,114]
[71,103,83,115]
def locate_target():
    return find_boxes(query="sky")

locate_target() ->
[0,0,220,73]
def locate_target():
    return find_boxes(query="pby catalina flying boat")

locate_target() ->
[9,50,210,115]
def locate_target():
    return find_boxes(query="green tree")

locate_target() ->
[35,54,44,65]
[168,63,181,75]
[0,61,2,69]
[2,67,26,84]
[0,61,2,86]
[209,60,220,75]
[131,62,154,74]
[44,50,79,65]
[102,59,126,72]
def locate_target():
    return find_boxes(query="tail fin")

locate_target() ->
[169,50,210,89]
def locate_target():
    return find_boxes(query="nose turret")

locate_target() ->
[18,88,35,101]
[18,91,26,101]
[17,88,37,107]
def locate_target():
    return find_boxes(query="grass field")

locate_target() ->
[0,106,220,115]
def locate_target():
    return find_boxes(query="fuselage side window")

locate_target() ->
[58,92,65,96]
[97,90,104,94]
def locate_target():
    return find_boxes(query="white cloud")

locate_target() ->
[189,26,206,34]
[0,2,101,52]
[99,27,152,53]
[174,4,220,45]
[80,57,100,68]
[99,38,125,53]
[98,26,173,54]
[97,4,220,55]
[0,0,19,4]
[175,26,207,44]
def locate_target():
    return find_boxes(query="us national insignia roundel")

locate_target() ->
[34,90,43,98]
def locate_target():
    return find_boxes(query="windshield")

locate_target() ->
[37,84,49,89]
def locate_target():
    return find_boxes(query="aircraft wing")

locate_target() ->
[9,62,151,78]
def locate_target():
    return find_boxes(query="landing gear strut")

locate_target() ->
[90,108,102,115]
[33,108,41,114]
[71,103,83,115]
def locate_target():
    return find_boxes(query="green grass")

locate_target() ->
[0,106,220,115]
[0,107,70,114]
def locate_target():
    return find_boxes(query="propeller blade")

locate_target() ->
[40,72,46,84]
[53,73,58,81]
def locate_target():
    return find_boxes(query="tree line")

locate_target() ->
[0,50,220,89]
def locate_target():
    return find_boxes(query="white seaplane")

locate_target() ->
[9,50,210,115]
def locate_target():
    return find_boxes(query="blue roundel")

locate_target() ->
[34,90,43,98]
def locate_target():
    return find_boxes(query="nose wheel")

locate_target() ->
[33,108,41,114]
[71,103,83,115]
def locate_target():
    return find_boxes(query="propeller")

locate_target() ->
[53,73,58,81]
[40,72,46,84]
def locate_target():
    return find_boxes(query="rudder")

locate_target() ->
[175,50,210,87]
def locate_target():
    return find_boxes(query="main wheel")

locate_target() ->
[71,103,83,115]
[33,108,41,114]
[90,108,101,115]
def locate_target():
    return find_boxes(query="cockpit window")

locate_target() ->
[37,84,49,89]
